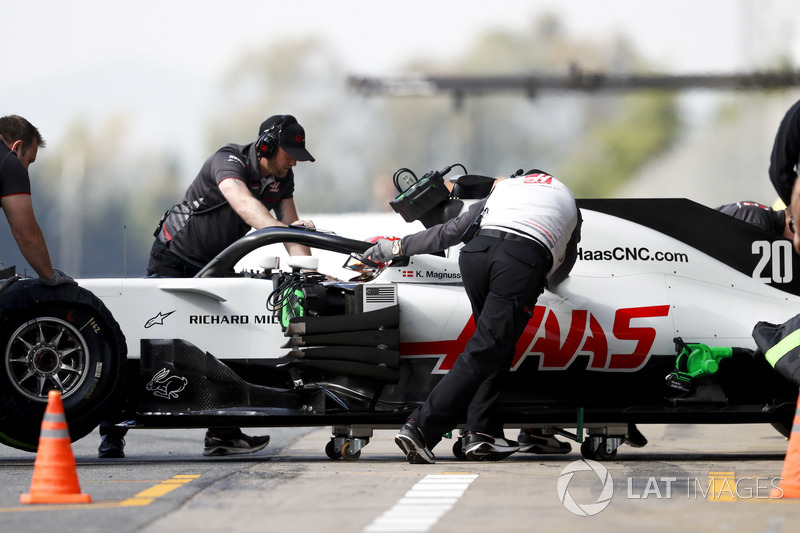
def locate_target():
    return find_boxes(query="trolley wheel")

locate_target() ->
[452,438,467,460]
[580,439,599,460]
[341,441,361,461]
[325,439,342,460]
[596,440,618,461]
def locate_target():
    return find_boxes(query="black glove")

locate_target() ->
[363,239,397,263]
[41,269,78,286]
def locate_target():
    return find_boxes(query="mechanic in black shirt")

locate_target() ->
[0,115,75,286]
[148,114,315,276]
[770,100,800,209]
[365,170,581,463]
[769,99,800,253]
[98,115,315,459]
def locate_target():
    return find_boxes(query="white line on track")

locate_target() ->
[364,474,478,533]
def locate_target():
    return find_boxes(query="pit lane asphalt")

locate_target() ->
[0,423,798,533]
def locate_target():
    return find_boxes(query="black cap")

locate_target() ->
[258,115,315,162]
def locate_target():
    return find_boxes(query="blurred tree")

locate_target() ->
[374,14,681,197]
[559,92,680,196]
[209,37,391,213]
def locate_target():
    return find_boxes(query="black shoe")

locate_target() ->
[98,434,125,458]
[463,432,520,461]
[203,431,270,456]
[395,422,435,464]
[625,424,648,448]
[517,428,571,454]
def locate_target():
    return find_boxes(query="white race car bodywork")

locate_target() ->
[79,207,800,373]
[2,194,798,459]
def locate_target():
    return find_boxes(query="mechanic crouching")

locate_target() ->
[364,169,581,463]
[98,114,316,458]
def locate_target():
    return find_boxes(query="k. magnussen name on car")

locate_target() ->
[578,246,689,263]
[401,270,463,279]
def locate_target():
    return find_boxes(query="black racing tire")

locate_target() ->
[0,280,127,451]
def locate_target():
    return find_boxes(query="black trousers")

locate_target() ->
[409,233,549,450]
[147,239,201,278]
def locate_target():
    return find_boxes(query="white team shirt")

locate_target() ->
[480,172,578,275]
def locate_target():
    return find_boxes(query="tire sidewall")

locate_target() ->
[0,280,127,451]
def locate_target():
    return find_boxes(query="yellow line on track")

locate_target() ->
[0,474,200,513]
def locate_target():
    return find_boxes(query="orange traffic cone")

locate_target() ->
[20,390,91,504]
[772,390,800,498]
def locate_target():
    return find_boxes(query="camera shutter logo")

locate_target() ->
[557,459,614,516]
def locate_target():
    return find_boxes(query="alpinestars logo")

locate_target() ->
[145,310,176,328]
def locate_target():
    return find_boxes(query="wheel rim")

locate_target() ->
[5,317,90,402]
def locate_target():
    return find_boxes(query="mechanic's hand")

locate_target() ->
[363,239,396,264]
[290,219,316,229]
[41,269,78,286]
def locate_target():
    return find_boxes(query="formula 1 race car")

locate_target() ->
[1,166,799,461]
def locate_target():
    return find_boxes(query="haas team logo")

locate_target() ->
[146,368,188,399]
[524,173,552,184]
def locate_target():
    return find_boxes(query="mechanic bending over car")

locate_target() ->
[0,115,75,286]
[365,169,582,463]
[98,114,316,459]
